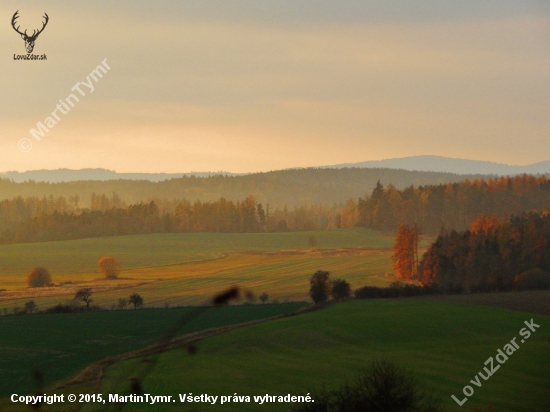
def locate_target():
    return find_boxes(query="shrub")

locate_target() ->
[513,268,550,291]
[330,279,351,300]
[354,283,434,299]
[24,300,37,314]
[98,256,121,279]
[291,360,444,412]
[26,267,52,287]
[44,302,84,314]
[244,290,256,302]
[259,292,269,303]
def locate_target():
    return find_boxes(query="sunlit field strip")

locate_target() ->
[0,228,394,284]
[0,252,393,310]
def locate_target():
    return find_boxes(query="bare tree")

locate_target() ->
[75,288,93,310]
[117,298,128,310]
[129,293,144,309]
[244,290,256,302]
[24,300,37,314]
[259,292,269,303]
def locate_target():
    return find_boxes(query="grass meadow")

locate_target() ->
[0,303,307,398]
[87,299,550,412]
[4,229,539,412]
[0,229,395,277]
[0,229,396,310]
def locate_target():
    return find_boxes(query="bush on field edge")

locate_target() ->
[354,281,437,299]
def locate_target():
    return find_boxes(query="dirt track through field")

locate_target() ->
[52,303,325,392]
[42,289,550,395]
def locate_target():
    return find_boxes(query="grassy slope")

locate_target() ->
[0,303,306,398]
[93,299,550,412]
[0,252,392,310]
[0,229,393,280]
[0,229,397,310]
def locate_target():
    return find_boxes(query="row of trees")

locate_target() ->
[73,289,144,310]
[2,202,165,243]
[0,195,81,233]
[358,175,550,234]
[309,270,351,304]
[5,291,145,316]
[393,212,550,293]
[0,167,485,211]
[0,195,362,244]
[5,174,550,244]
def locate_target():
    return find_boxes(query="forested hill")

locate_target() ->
[0,169,237,183]
[0,168,491,209]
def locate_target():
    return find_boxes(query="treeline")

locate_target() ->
[417,212,550,293]
[0,195,357,243]
[358,175,550,234]
[0,195,79,233]
[0,168,490,210]
[6,173,550,244]
[354,281,435,299]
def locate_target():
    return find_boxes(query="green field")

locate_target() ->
[0,303,307,398]
[0,229,395,278]
[88,299,549,412]
[0,229,397,311]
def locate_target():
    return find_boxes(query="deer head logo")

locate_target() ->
[11,11,49,54]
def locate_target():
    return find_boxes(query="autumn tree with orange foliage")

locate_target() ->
[27,267,52,287]
[98,256,121,279]
[358,175,550,234]
[418,211,550,293]
[469,214,500,235]
[392,224,420,280]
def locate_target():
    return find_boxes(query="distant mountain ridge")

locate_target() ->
[326,155,550,176]
[0,168,239,183]
[1,156,549,183]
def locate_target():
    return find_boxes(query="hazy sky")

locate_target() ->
[1,1,549,173]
